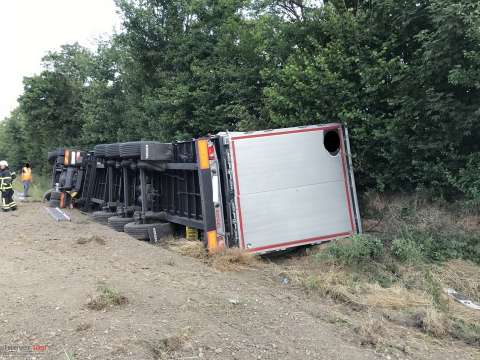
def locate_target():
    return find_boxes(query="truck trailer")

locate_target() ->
[206,123,362,253]
[47,124,361,254]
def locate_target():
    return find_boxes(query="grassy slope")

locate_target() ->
[287,194,480,348]
[13,174,51,201]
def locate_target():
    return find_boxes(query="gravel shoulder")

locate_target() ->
[0,202,478,360]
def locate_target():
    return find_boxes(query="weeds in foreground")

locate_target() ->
[13,175,51,201]
[87,286,128,311]
[210,248,262,271]
[168,239,263,272]
[76,235,106,245]
[63,349,75,360]
[138,328,192,357]
[294,195,480,348]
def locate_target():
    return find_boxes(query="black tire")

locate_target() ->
[49,199,60,208]
[124,222,173,241]
[108,216,134,232]
[119,142,142,159]
[124,222,150,240]
[47,151,57,164]
[91,211,113,225]
[94,144,107,158]
[48,148,65,164]
[50,191,62,201]
[149,222,174,244]
[105,143,120,159]
[43,189,53,202]
[119,141,164,159]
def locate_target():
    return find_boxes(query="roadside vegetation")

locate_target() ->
[0,0,478,355]
[0,0,479,208]
[166,194,480,351]
[279,194,480,348]
[86,285,129,311]
[168,239,263,272]
[13,174,50,201]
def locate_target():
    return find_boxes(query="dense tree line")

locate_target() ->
[0,0,479,201]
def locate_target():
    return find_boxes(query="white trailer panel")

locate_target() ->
[228,124,359,253]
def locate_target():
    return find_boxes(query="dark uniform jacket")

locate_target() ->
[0,168,15,191]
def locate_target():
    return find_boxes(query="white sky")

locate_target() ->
[0,0,121,121]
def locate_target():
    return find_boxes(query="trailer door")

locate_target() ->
[229,125,358,253]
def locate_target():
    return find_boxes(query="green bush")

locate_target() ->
[388,226,480,264]
[449,318,480,346]
[450,153,480,206]
[391,237,424,263]
[322,226,479,269]
[320,235,385,266]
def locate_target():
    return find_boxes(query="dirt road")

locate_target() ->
[0,203,478,359]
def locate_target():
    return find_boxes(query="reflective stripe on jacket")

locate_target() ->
[0,169,14,191]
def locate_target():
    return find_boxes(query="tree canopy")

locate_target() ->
[0,0,479,201]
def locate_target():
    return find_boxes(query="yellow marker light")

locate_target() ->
[64,150,70,166]
[207,230,218,252]
[197,139,210,170]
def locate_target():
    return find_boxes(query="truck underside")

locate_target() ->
[47,124,361,254]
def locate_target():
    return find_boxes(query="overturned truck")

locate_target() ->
[47,124,362,253]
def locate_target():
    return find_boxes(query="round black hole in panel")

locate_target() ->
[324,130,340,155]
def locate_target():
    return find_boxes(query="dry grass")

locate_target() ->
[174,240,207,259]
[158,335,185,353]
[87,286,128,311]
[300,268,430,311]
[148,336,185,356]
[260,194,480,349]
[364,283,430,309]
[75,323,92,332]
[140,328,193,357]
[431,260,480,303]
[210,248,263,272]
[301,267,364,308]
[77,235,106,245]
[167,239,263,272]
[280,244,480,348]
[362,192,479,234]
[356,313,386,346]
[414,307,448,337]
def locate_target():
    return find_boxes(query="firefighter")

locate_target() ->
[0,160,17,211]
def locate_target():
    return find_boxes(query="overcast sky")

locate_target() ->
[0,0,121,121]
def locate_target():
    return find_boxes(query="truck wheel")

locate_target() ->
[120,141,172,160]
[48,148,65,164]
[124,222,150,240]
[148,222,174,244]
[47,151,57,164]
[43,189,53,202]
[49,199,60,208]
[124,222,172,241]
[91,211,112,225]
[108,216,134,232]
[50,191,62,201]
[105,143,120,159]
[119,142,142,159]
[94,144,107,158]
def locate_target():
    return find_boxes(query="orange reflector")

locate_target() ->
[60,192,65,208]
[64,150,70,166]
[197,139,210,170]
[207,230,218,252]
